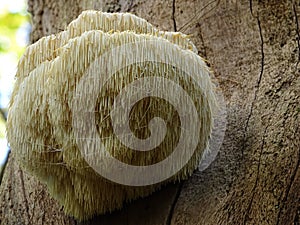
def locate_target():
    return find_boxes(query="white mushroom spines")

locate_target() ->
[7,11,217,220]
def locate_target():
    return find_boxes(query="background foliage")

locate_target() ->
[0,0,29,167]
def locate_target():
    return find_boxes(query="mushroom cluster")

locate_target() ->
[7,11,217,220]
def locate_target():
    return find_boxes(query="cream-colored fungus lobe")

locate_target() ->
[7,11,217,220]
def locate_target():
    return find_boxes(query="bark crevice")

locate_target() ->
[178,0,219,33]
[276,125,300,225]
[242,8,266,224]
[242,11,265,156]
[249,0,253,15]
[172,0,177,32]
[243,125,268,224]
[293,3,300,66]
[166,183,183,225]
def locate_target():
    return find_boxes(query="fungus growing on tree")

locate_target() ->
[7,11,217,220]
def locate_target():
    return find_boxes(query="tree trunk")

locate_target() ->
[1,0,299,224]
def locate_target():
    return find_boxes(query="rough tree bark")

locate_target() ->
[0,0,299,224]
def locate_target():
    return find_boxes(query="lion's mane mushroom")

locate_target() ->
[7,11,217,220]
